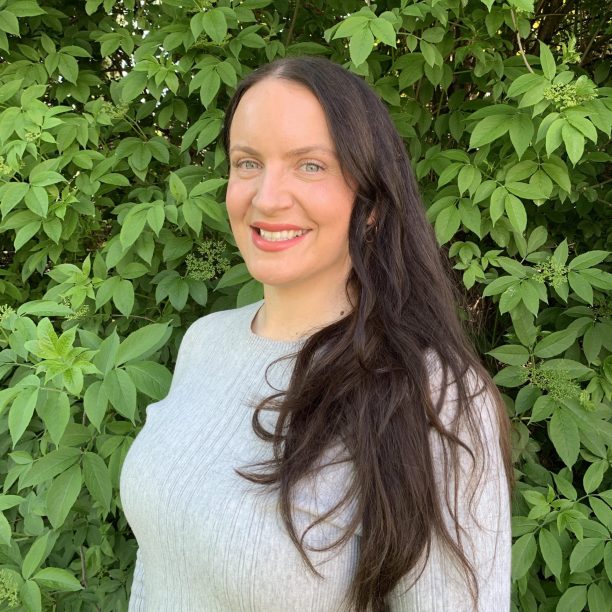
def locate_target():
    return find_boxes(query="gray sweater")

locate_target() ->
[119,301,511,611]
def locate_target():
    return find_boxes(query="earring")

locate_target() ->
[365,223,377,244]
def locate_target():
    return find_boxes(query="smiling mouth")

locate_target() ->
[254,228,310,242]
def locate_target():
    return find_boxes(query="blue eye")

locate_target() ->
[302,161,323,173]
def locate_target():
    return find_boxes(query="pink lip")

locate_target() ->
[250,226,310,252]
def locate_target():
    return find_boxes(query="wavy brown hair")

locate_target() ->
[221,56,513,612]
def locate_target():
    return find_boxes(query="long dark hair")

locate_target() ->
[221,56,513,612]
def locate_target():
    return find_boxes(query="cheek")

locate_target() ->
[225,181,247,222]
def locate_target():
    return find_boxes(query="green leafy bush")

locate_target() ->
[0,0,610,610]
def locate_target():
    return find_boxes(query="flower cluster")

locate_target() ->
[99,100,129,120]
[0,304,15,325]
[0,569,20,608]
[532,257,567,289]
[528,366,594,410]
[185,240,230,282]
[543,76,597,111]
[66,304,91,321]
[0,155,12,176]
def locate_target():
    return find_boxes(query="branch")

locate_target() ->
[284,0,301,48]
[580,16,607,66]
[511,9,534,74]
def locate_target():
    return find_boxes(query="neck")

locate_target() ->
[253,280,354,341]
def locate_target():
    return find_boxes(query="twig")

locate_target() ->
[284,0,301,47]
[580,16,606,66]
[510,9,534,74]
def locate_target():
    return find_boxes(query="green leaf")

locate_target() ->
[58,53,78,84]
[36,391,70,446]
[549,408,580,468]
[457,165,475,195]
[32,567,82,592]
[541,162,571,192]
[509,114,534,159]
[9,387,39,447]
[557,586,587,612]
[0,181,29,215]
[46,465,82,529]
[539,42,556,80]
[567,271,593,304]
[17,301,73,317]
[370,18,396,47]
[113,279,134,316]
[169,172,187,204]
[115,323,169,366]
[120,208,148,249]
[421,27,445,43]
[419,40,437,67]
[534,329,576,358]
[93,331,120,375]
[561,123,585,166]
[22,531,54,580]
[588,583,608,612]
[493,365,526,388]
[19,579,41,612]
[538,527,562,577]
[331,15,370,40]
[236,278,264,308]
[83,452,112,514]
[489,186,506,225]
[125,362,172,401]
[568,250,609,270]
[483,275,518,297]
[103,369,137,422]
[216,263,252,289]
[569,538,605,572]
[202,8,227,43]
[83,381,107,430]
[487,344,529,366]
[21,448,81,488]
[0,512,10,545]
[583,460,607,494]
[349,24,374,67]
[508,73,544,97]
[470,114,511,148]
[511,532,537,580]
[0,10,19,35]
[504,193,527,234]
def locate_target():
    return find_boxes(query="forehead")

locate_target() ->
[229,78,335,150]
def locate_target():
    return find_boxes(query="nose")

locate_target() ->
[250,165,294,215]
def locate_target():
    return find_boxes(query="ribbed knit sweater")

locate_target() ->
[119,301,511,611]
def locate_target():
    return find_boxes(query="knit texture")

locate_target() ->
[119,301,511,611]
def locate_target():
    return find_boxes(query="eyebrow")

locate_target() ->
[229,144,337,158]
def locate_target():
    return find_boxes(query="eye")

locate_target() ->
[301,161,324,173]
[233,159,259,170]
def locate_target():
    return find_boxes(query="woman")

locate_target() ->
[119,56,513,611]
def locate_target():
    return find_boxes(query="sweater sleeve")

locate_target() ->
[386,364,512,611]
[127,547,145,611]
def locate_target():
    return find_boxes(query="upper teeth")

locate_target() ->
[259,229,307,241]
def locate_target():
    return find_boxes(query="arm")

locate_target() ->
[387,368,512,611]
[127,547,145,612]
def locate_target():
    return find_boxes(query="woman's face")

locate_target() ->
[226,77,357,292]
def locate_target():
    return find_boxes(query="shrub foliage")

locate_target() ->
[0,0,610,610]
